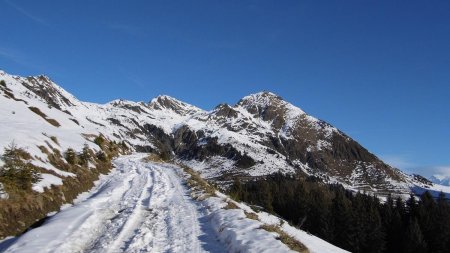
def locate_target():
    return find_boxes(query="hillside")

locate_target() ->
[1,69,450,252]
[1,70,447,200]
[1,154,350,253]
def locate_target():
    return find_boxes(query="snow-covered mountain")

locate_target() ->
[1,69,449,198]
[430,174,450,186]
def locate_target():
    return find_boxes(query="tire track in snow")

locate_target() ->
[2,154,225,253]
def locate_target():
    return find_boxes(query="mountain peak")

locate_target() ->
[148,95,202,114]
[16,74,78,110]
[430,174,450,186]
[237,91,283,106]
[236,91,306,122]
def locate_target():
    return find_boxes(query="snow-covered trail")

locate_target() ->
[1,154,225,253]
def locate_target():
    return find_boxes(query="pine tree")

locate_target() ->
[331,187,355,251]
[229,178,244,201]
[431,192,450,253]
[406,194,418,218]
[64,148,78,165]
[0,143,39,191]
[387,209,403,253]
[403,218,427,253]
[78,143,91,166]
[418,191,436,252]
[305,187,332,240]
[258,180,273,213]
[363,198,385,253]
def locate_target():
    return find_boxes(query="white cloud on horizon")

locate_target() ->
[380,154,450,178]
[428,166,450,177]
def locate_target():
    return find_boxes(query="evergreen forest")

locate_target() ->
[229,174,450,253]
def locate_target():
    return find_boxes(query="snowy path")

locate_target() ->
[1,154,226,253]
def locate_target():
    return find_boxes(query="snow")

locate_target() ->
[2,69,449,252]
[215,194,349,253]
[0,70,349,252]
[205,202,294,252]
[0,70,424,196]
[0,182,8,200]
[30,159,75,177]
[32,173,63,193]
[411,183,450,199]
[1,154,224,252]
[1,155,349,253]
[430,174,450,186]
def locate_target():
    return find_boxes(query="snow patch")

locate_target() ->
[0,183,8,200]
[32,173,63,193]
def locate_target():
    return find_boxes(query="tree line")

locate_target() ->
[229,173,450,253]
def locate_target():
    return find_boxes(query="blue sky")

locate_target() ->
[1,0,449,177]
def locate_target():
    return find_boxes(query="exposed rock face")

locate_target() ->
[21,75,75,110]
[119,91,407,194]
[0,70,417,197]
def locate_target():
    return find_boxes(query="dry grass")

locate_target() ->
[223,201,239,210]
[143,153,165,163]
[141,154,307,252]
[29,106,47,118]
[28,107,60,127]
[259,224,309,253]
[50,136,59,145]
[244,211,259,220]
[178,164,216,198]
[142,154,216,199]
[38,145,49,155]
[45,118,61,127]
[1,134,130,238]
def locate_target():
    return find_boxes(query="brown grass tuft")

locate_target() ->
[259,224,309,253]
[28,107,60,127]
[244,211,259,220]
[50,136,59,145]
[223,201,239,210]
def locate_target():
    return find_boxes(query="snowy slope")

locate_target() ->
[0,69,448,198]
[0,154,348,253]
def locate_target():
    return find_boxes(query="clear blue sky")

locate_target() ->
[1,0,449,177]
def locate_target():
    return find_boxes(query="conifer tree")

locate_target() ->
[64,148,77,165]
[305,187,332,240]
[403,218,427,253]
[331,187,355,251]
[78,143,91,166]
[0,143,39,191]
[431,192,450,253]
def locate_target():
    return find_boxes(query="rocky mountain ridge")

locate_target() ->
[0,69,446,198]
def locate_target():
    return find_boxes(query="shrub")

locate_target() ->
[64,148,78,165]
[0,143,40,191]
[94,136,105,147]
[78,144,91,166]
[159,150,171,161]
[50,136,59,145]
[96,151,108,162]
